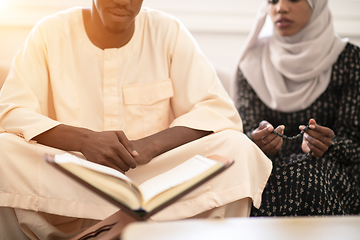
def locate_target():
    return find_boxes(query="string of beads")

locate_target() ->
[272,125,309,140]
[272,125,312,166]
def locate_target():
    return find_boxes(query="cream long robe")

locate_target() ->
[0,7,271,221]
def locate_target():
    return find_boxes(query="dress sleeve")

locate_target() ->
[234,68,265,138]
[0,21,61,141]
[167,21,242,133]
[328,44,360,165]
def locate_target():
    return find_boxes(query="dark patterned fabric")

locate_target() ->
[235,43,360,216]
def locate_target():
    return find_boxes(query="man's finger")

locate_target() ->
[115,131,137,168]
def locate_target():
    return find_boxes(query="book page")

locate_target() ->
[53,153,143,210]
[59,161,142,210]
[138,155,220,203]
[54,153,133,183]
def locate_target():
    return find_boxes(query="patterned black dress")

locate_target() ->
[235,43,360,216]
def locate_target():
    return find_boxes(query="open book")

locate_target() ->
[45,153,233,221]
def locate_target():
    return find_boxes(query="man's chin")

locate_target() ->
[104,22,133,35]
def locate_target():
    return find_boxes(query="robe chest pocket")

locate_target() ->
[122,79,174,139]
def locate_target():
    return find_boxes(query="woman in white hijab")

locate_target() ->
[232,0,360,216]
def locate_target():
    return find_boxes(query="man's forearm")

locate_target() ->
[33,124,213,169]
[32,124,93,152]
[133,126,213,160]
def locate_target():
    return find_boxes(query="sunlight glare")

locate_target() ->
[0,0,8,12]
[0,0,17,23]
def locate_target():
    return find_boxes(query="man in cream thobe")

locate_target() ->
[0,1,272,239]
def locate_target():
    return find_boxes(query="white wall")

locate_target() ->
[143,0,360,75]
[1,0,360,86]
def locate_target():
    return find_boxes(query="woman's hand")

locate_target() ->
[251,120,285,156]
[300,118,334,157]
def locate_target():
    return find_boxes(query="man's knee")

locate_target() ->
[0,133,27,159]
[212,129,255,151]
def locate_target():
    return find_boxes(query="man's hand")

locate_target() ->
[251,120,284,156]
[300,118,334,157]
[79,130,138,173]
[33,124,211,172]
[33,125,138,173]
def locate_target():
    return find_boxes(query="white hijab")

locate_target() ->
[231,0,348,112]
